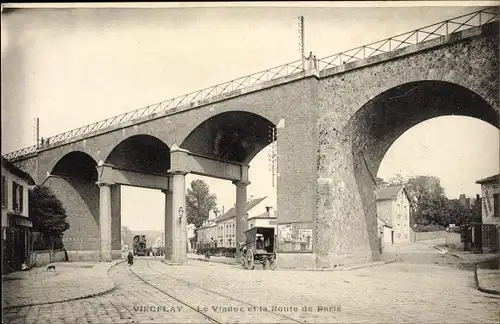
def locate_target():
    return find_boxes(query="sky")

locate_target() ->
[1,2,498,231]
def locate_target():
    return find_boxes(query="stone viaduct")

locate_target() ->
[5,14,499,269]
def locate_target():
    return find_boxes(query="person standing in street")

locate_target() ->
[127,252,134,266]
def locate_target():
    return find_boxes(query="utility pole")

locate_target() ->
[268,125,277,187]
[298,16,305,71]
[33,118,40,148]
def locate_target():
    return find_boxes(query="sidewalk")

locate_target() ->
[434,245,500,294]
[187,253,396,271]
[3,260,124,309]
[188,254,239,266]
[476,268,500,294]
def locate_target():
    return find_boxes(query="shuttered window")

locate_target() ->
[12,182,23,213]
[494,194,499,217]
[1,176,6,208]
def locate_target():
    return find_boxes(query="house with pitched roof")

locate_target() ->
[247,206,277,230]
[375,185,412,245]
[2,157,36,272]
[476,174,499,225]
[214,196,267,248]
[195,210,218,250]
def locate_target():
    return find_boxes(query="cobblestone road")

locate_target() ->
[4,258,499,324]
[3,262,117,308]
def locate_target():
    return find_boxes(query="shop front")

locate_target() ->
[4,213,33,272]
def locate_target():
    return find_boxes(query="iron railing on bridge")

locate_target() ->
[317,8,498,70]
[3,8,498,161]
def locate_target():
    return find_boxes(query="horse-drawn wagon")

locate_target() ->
[239,226,276,270]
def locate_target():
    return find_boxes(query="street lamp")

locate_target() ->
[178,207,184,223]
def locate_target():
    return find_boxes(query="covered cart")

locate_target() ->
[239,226,276,270]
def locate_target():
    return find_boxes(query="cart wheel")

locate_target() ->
[247,249,254,270]
[270,252,277,270]
[242,257,248,270]
[241,252,249,270]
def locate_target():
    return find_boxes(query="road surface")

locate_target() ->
[4,255,499,324]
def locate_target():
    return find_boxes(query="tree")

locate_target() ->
[186,179,218,229]
[376,174,405,188]
[121,226,135,248]
[470,196,482,223]
[29,185,70,250]
[377,174,445,201]
[443,199,471,226]
[377,174,455,230]
[375,177,388,187]
[405,175,446,203]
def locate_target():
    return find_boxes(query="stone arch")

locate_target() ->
[51,151,98,182]
[180,111,276,164]
[105,135,171,175]
[47,151,101,258]
[345,80,498,178]
[344,80,497,261]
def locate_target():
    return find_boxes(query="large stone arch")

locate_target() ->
[105,134,171,174]
[45,151,105,260]
[345,80,498,178]
[315,81,498,267]
[314,25,499,267]
[51,151,98,181]
[180,111,276,164]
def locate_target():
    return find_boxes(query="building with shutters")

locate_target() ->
[475,174,499,253]
[1,157,35,272]
[375,185,412,246]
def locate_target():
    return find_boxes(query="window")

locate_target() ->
[12,181,23,213]
[1,176,6,208]
[494,194,499,217]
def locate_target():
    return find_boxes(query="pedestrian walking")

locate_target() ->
[127,252,134,266]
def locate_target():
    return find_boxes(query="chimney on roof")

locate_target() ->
[265,206,273,217]
[249,194,254,202]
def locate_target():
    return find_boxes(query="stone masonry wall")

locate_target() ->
[315,24,499,267]
[46,177,100,260]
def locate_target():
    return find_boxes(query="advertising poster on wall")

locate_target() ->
[483,184,499,218]
[277,222,313,252]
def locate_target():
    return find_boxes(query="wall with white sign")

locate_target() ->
[481,182,500,225]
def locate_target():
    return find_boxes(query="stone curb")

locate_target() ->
[187,256,397,271]
[3,260,125,310]
[182,258,240,268]
[433,246,461,259]
[276,259,397,272]
[473,266,500,296]
[161,259,182,266]
[434,245,500,296]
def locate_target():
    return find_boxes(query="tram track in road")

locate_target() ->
[143,259,306,324]
[127,262,222,323]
